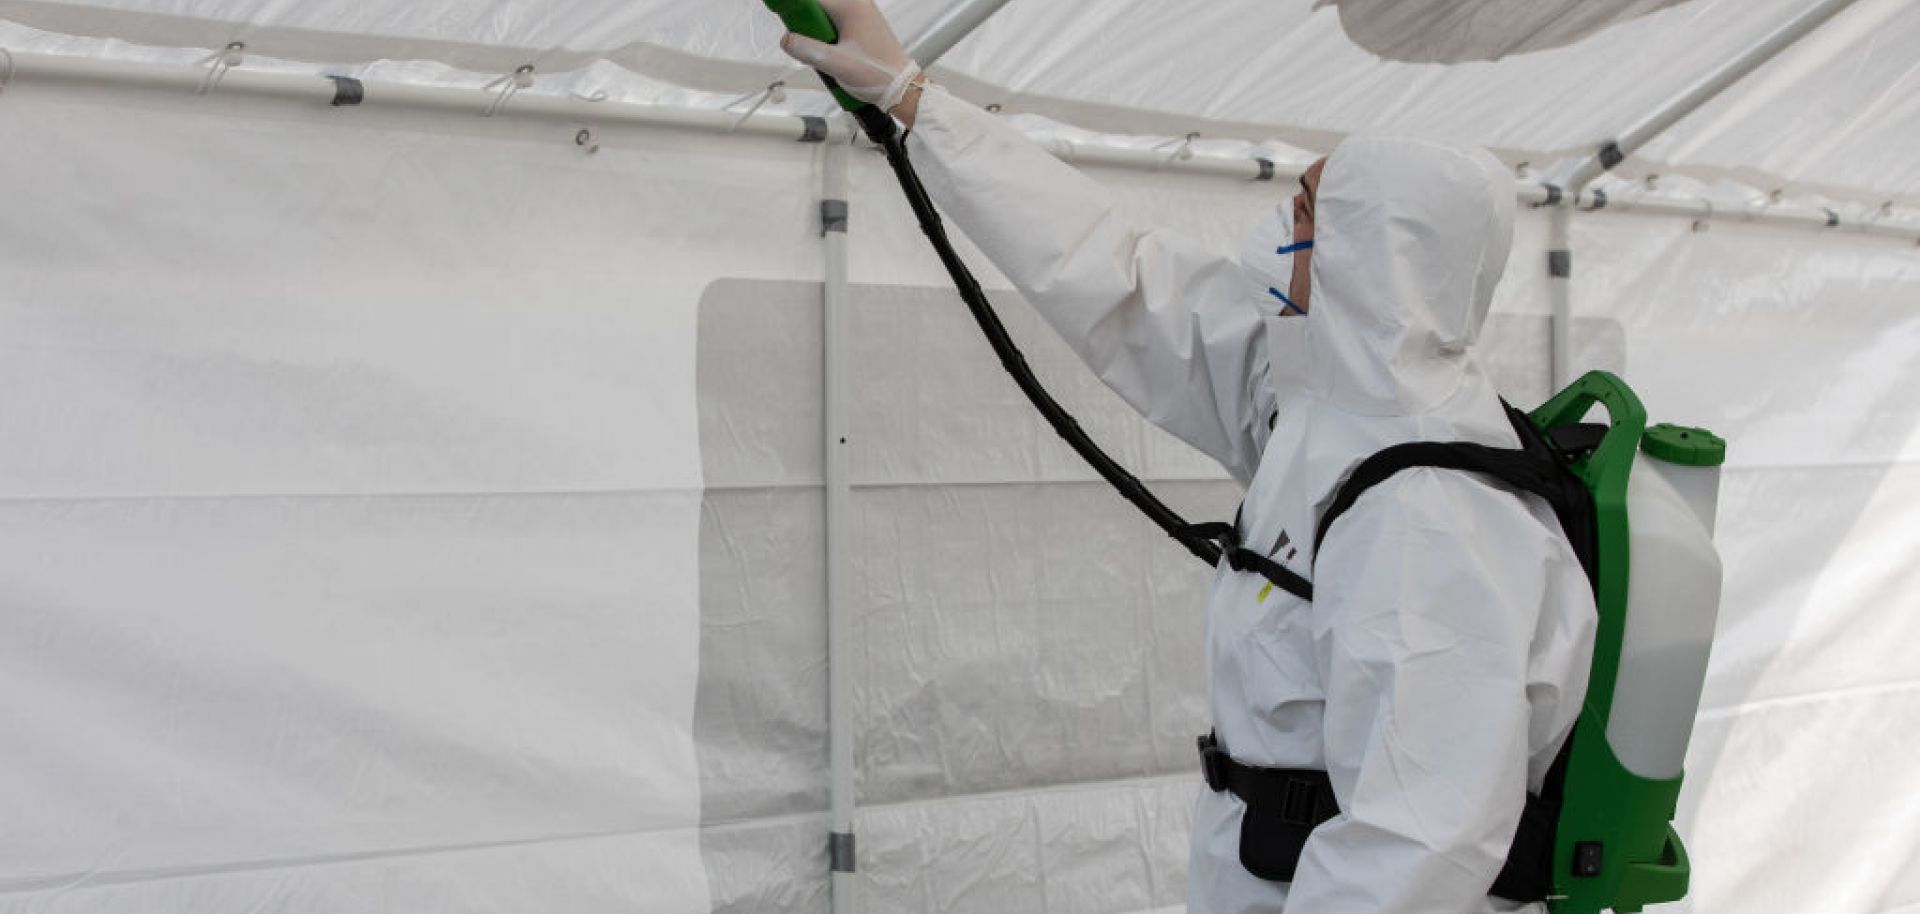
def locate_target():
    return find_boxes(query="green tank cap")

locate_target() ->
[1642,423,1726,467]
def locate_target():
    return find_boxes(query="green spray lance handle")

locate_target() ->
[760,0,870,113]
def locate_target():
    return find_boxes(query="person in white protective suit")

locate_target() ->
[782,4,1598,912]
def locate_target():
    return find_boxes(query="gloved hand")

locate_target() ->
[778,0,923,114]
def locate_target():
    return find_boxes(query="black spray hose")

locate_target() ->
[849,107,1225,568]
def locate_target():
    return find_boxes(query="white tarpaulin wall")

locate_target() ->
[0,86,821,912]
[1572,214,1920,914]
[1,2,1918,913]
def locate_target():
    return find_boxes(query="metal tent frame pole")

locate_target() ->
[820,136,858,914]
[909,0,1016,67]
[1544,0,1862,388]
[3,49,1914,243]
[0,50,858,142]
[818,7,1019,914]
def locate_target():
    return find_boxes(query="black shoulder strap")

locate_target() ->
[1312,403,1597,586]
[1199,403,1596,606]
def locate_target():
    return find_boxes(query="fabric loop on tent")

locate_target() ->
[1153,131,1201,168]
[194,40,241,95]
[481,63,534,118]
[726,80,789,135]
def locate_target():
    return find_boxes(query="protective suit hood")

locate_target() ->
[1307,135,1515,417]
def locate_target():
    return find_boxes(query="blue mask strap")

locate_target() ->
[1267,287,1306,316]
[1275,240,1314,255]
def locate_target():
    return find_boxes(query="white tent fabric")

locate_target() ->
[1,2,1917,913]
[0,87,818,913]
[1570,213,1920,914]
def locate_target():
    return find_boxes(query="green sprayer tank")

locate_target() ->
[1532,372,1727,913]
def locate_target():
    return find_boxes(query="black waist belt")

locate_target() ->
[1197,731,1556,902]
[1199,731,1338,830]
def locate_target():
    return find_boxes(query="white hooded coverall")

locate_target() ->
[906,87,1597,914]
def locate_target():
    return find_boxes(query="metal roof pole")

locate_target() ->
[1547,0,1860,389]
[821,7,1016,914]
[907,0,1018,67]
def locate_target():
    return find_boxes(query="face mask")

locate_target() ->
[1238,203,1314,317]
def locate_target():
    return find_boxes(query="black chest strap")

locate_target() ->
[1182,520,1314,601]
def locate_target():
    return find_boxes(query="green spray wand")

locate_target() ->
[756,0,1239,571]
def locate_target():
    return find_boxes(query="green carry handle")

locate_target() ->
[760,0,870,113]
[1529,370,1645,722]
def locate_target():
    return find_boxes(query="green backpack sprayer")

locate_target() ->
[759,3,1726,910]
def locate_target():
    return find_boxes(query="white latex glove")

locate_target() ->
[778,0,922,112]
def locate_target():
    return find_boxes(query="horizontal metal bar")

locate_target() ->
[4,50,853,143]
[1042,139,1281,181]
[1573,189,1919,239]
[5,51,1916,243]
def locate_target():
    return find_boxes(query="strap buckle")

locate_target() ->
[1184,521,1240,552]
[1281,777,1319,826]
[1197,731,1230,792]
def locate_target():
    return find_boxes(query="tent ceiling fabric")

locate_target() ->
[2,0,1917,205]
[1636,0,1920,207]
